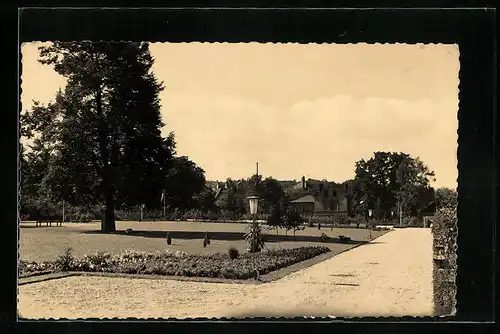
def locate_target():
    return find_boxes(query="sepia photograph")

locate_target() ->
[18,41,459,319]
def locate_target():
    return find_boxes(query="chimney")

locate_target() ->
[301,176,306,189]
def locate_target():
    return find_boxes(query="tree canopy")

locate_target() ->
[351,151,436,219]
[164,156,207,211]
[435,187,458,211]
[215,175,286,215]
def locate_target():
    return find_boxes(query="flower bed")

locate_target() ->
[19,246,330,280]
[18,260,57,278]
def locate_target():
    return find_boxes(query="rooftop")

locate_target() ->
[290,195,317,204]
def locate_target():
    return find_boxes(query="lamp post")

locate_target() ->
[247,195,261,279]
[140,204,145,222]
[161,189,166,221]
[247,195,260,224]
[368,209,373,240]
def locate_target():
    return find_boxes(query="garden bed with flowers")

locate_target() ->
[19,246,330,280]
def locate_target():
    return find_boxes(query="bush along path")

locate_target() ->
[431,208,457,316]
[19,247,330,281]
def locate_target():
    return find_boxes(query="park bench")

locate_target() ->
[35,219,63,227]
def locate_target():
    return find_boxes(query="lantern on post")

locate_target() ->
[368,209,373,239]
[247,195,260,217]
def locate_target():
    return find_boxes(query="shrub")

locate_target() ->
[54,247,74,271]
[245,221,265,253]
[338,235,351,243]
[402,216,423,227]
[166,232,172,245]
[431,207,457,315]
[182,209,203,221]
[354,214,367,228]
[228,246,239,259]
[72,211,93,223]
[320,233,330,241]
[19,260,57,277]
[304,215,348,227]
[408,216,423,227]
[346,217,357,225]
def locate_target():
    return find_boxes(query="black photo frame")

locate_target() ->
[1,4,496,334]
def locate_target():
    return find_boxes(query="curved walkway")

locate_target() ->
[18,228,433,319]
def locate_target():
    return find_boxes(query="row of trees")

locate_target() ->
[215,175,287,215]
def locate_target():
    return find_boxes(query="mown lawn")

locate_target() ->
[20,221,389,262]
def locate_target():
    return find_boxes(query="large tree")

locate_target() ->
[164,156,206,211]
[193,186,218,213]
[216,178,247,214]
[260,177,286,213]
[352,152,435,219]
[21,42,175,232]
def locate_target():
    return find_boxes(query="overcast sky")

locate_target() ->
[21,42,459,188]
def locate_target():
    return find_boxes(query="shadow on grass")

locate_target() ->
[81,229,372,245]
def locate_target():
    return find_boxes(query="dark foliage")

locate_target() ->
[432,207,457,315]
[54,247,74,271]
[245,221,265,253]
[350,152,435,219]
[228,246,239,260]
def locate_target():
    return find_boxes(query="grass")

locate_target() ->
[20,220,389,263]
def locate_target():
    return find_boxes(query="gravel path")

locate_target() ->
[18,228,433,319]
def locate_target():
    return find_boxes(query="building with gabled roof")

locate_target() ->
[288,176,351,215]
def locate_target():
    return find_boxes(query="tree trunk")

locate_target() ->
[95,81,116,234]
[101,190,116,233]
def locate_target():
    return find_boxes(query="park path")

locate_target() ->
[18,228,433,319]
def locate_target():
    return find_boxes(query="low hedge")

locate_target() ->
[19,246,330,280]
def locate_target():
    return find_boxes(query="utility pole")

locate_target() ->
[256,162,259,176]
[62,201,65,222]
[399,201,403,227]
